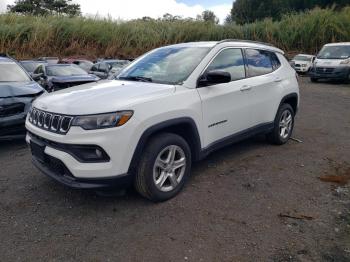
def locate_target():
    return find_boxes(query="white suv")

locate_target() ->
[26,40,299,202]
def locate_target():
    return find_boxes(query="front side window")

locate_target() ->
[245,49,273,77]
[0,62,31,82]
[118,46,210,85]
[205,48,246,81]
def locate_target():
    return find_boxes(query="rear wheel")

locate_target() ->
[310,77,318,83]
[267,104,295,145]
[134,133,191,202]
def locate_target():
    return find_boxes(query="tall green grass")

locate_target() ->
[0,7,349,59]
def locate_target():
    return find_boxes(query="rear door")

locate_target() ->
[197,48,256,147]
[244,49,283,125]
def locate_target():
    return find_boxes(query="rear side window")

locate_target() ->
[245,49,273,77]
[206,48,246,81]
[270,52,281,70]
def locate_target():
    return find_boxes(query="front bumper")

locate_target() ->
[310,66,350,80]
[27,132,133,189]
[295,67,309,73]
[26,117,140,181]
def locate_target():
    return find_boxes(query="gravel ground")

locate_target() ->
[0,77,349,262]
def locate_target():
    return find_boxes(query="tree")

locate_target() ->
[229,0,350,24]
[200,10,219,24]
[8,0,81,16]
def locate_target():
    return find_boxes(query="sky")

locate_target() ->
[0,0,233,23]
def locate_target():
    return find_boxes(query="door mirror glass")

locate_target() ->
[32,73,43,81]
[198,70,231,87]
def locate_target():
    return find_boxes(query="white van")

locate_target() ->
[310,42,350,82]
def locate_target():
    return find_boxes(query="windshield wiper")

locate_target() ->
[118,76,153,82]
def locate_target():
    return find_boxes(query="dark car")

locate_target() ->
[0,56,45,140]
[89,60,130,79]
[32,64,100,92]
[20,60,48,75]
[60,58,94,72]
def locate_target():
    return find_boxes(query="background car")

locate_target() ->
[37,57,59,65]
[32,64,100,92]
[0,55,44,140]
[89,59,130,79]
[20,60,48,75]
[60,58,94,72]
[310,42,350,83]
[290,54,315,73]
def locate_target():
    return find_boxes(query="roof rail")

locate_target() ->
[217,39,275,47]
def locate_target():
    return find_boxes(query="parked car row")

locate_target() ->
[18,56,131,92]
[290,42,350,83]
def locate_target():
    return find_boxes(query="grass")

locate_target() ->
[0,7,349,59]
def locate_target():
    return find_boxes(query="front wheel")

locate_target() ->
[134,133,191,202]
[267,104,295,145]
[310,77,318,83]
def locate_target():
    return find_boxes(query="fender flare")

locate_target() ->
[127,117,202,175]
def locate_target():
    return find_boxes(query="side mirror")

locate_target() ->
[32,73,43,81]
[198,71,231,87]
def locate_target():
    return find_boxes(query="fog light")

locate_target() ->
[69,145,110,163]
[95,148,103,158]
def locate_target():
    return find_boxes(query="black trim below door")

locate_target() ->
[199,122,274,159]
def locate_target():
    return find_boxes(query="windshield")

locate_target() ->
[0,62,31,82]
[46,65,88,76]
[294,55,312,62]
[21,62,43,72]
[317,45,350,59]
[118,46,210,84]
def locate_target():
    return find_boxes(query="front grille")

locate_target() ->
[295,64,301,67]
[28,108,73,134]
[316,67,335,74]
[0,103,25,117]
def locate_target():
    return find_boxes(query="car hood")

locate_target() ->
[0,81,44,98]
[33,80,176,115]
[315,59,346,67]
[50,74,99,83]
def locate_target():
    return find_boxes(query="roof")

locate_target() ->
[0,56,14,63]
[295,54,315,57]
[166,40,284,54]
[324,42,350,47]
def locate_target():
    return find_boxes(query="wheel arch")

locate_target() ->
[280,93,299,115]
[127,117,202,175]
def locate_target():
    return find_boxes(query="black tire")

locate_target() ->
[134,133,191,202]
[267,103,295,145]
[310,77,318,83]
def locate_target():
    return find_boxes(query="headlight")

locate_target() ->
[71,111,133,130]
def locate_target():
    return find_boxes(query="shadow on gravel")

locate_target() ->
[0,138,27,152]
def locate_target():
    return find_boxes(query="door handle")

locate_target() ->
[274,77,283,82]
[240,85,252,92]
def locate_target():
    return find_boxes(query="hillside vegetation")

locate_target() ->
[0,7,349,59]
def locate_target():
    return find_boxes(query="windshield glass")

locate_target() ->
[46,65,87,76]
[21,62,42,72]
[118,46,210,84]
[0,62,31,82]
[294,55,312,62]
[317,45,350,59]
